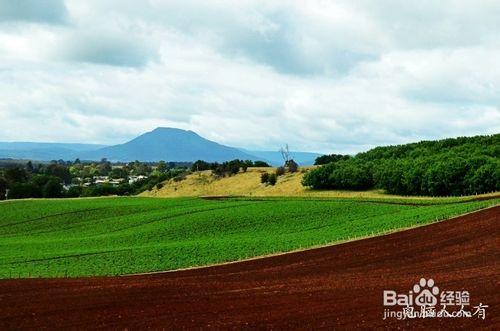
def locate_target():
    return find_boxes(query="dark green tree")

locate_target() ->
[268,173,277,186]
[157,160,168,173]
[42,178,63,198]
[0,177,7,200]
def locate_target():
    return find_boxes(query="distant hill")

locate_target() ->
[0,128,323,164]
[0,142,107,161]
[82,128,258,162]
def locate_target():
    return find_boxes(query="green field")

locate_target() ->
[0,196,497,278]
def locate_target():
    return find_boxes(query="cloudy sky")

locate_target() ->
[0,0,499,153]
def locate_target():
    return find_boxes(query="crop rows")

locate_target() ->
[0,196,497,278]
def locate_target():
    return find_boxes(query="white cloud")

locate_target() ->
[0,0,498,154]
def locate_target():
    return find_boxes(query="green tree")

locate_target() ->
[25,161,34,173]
[314,154,351,165]
[42,178,63,198]
[65,185,83,198]
[4,167,28,184]
[98,160,112,176]
[109,168,128,179]
[7,182,39,199]
[0,177,7,200]
[468,161,500,194]
[45,163,71,184]
[157,160,168,173]
[253,161,270,167]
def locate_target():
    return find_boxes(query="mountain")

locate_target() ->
[82,128,258,162]
[0,128,323,164]
[0,142,107,161]
[240,149,321,166]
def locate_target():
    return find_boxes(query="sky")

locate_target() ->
[0,0,499,154]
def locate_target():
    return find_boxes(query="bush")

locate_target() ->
[260,172,270,184]
[276,167,285,176]
[268,173,277,186]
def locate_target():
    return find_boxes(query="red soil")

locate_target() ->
[0,206,498,330]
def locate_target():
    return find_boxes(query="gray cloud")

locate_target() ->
[0,0,498,152]
[0,0,68,24]
[57,32,156,67]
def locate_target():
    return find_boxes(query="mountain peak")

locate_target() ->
[151,127,189,132]
[149,127,198,136]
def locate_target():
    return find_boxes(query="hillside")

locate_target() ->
[142,167,417,198]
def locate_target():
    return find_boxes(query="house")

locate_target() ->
[128,175,148,184]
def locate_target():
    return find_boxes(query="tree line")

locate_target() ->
[0,159,188,200]
[303,134,500,196]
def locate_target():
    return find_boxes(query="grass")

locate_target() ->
[0,196,498,278]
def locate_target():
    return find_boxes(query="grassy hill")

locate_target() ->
[1,196,497,278]
[140,167,392,198]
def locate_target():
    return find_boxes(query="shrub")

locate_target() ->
[276,166,285,176]
[260,172,270,184]
[268,173,277,186]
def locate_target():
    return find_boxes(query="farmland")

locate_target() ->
[0,196,498,278]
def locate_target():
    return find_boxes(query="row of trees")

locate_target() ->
[303,134,500,196]
[191,159,270,177]
[0,163,76,199]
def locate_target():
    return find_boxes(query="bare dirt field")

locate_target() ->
[0,206,498,330]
